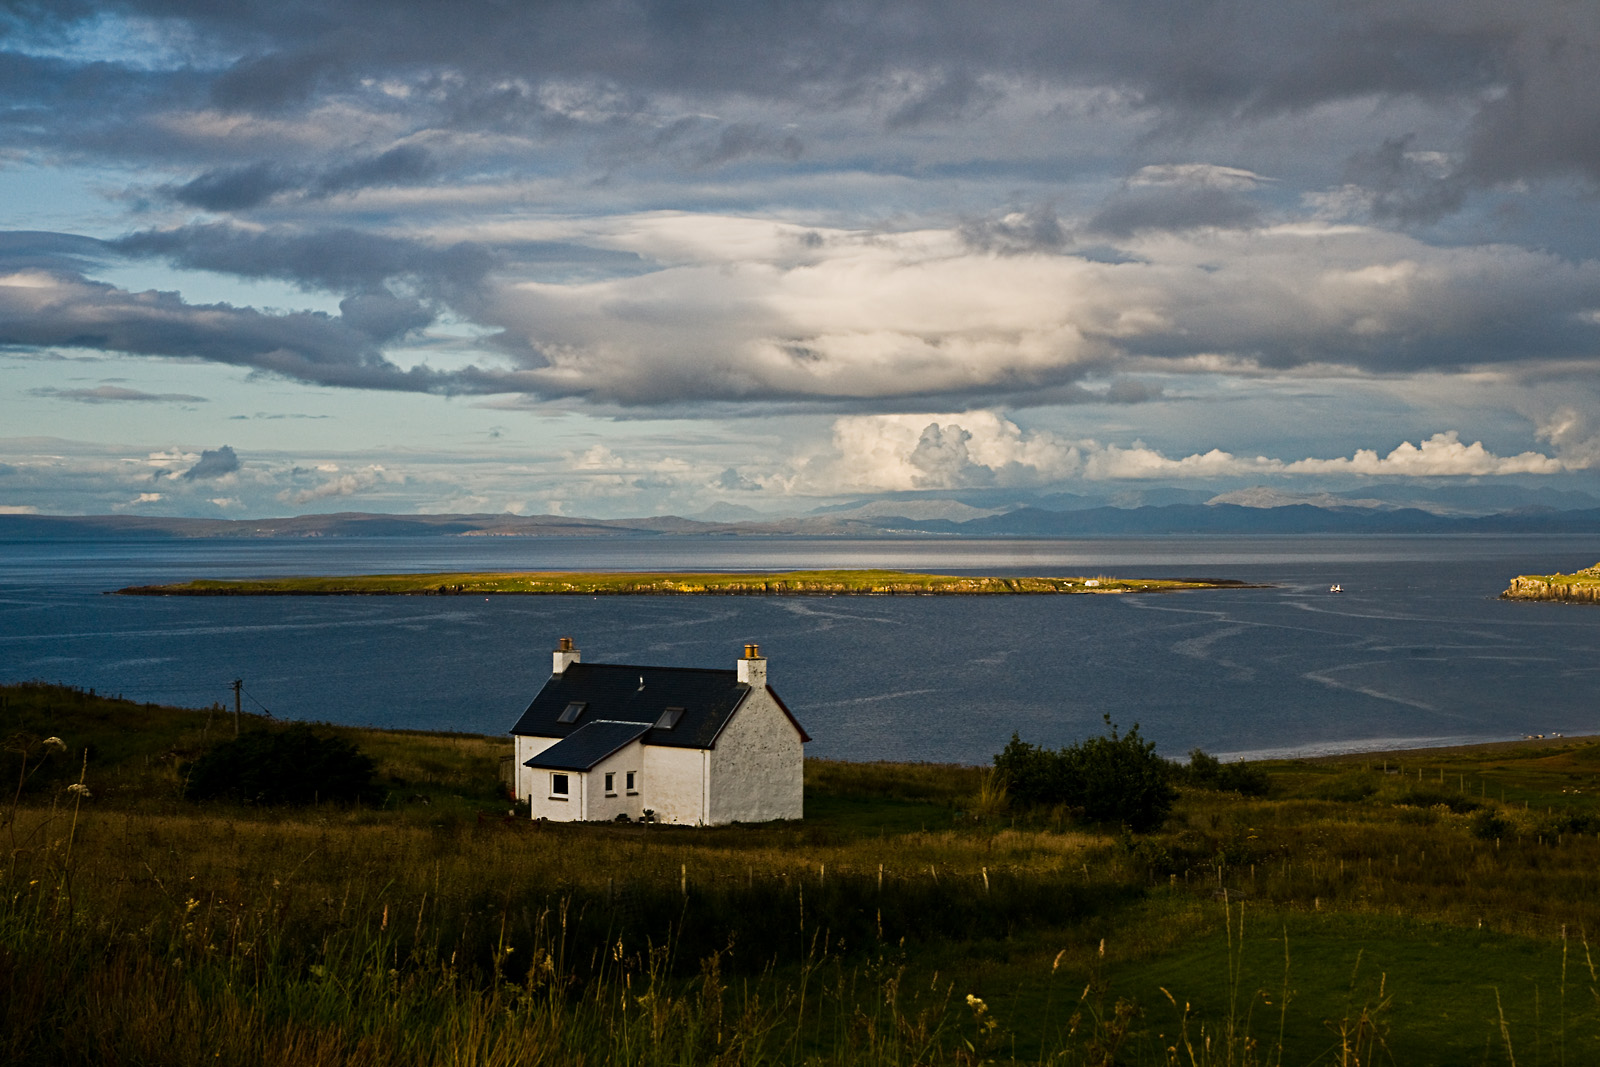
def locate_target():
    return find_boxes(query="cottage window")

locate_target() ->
[654,706,684,730]
[604,772,616,795]
[557,702,586,724]
[625,771,637,794]
[550,773,569,798]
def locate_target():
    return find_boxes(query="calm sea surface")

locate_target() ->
[2,534,1597,763]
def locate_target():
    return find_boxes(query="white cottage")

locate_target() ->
[509,638,809,825]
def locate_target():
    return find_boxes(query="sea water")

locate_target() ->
[1,534,1596,763]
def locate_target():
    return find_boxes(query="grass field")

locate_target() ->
[6,682,1600,1064]
[114,568,1247,597]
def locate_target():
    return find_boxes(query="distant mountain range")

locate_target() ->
[3,500,1598,540]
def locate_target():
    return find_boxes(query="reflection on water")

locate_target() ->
[2,534,1597,762]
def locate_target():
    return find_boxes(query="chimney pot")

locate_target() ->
[736,642,767,687]
[552,637,581,675]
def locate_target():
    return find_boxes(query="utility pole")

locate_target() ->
[232,679,243,737]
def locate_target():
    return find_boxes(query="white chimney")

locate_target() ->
[552,636,581,675]
[736,642,767,688]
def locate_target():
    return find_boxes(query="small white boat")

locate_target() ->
[1329,583,1343,593]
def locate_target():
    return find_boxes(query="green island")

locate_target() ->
[116,568,1251,597]
[1502,562,1600,603]
[8,681,1600,1065]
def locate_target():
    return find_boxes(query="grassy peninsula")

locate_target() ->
[9,683,1600,1064]
[116,568,1249,597]
[1503,562,1600,602]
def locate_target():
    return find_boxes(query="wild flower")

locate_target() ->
[66,783,91,798]
[43,737,66,751]
[965,993,998,1037]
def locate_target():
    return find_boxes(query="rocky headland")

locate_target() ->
[1502,563,1600,602]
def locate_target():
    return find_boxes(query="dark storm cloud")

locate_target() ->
[166,147,441,210]
[6,1,1595,195]
[885,69,997,129]
[170,162,299,211]
[0,231,108,273]
[336,291,433,343]
[109,224,494,295]
[29,385,208,403]
[312,145,438,195]
[1087,186,1262,236]
[0,49,211,158]
[180,445,239,480]
[209,46,341,113]
[34,1,1478,116]
[688,124,804,168]
[1103,380,1163,405]
[7,1,1600,418]
[0,270,491,393]
[959,204,1069,254]
[1343,136,1466,225]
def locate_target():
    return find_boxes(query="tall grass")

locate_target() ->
[9,684,1600,1063]
[0,799,1148,1065]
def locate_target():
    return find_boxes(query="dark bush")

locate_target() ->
[184,724,378,805]
[1545,808,1600,835]
[994,717,1177,832]
[1312,775,1378,803]
[1470,808,1512,840]
[1395,789,1479,814]
[992,734,1063,808]
[1180,749,1272,796]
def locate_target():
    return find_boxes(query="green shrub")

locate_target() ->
[1470,808,1512,840]
[1180,749,1272,796]
[992,734,1063,807]
[1544,808,1600,835]
[1311,775,1378,803]
[1395,789,1479,814]
[184,724,378,805]
[993,716,1176,831]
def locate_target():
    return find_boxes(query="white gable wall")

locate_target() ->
[582,740,646,823]
[709,688,804,823]
[528,760,583,821]
[527,739,646,822]
[641,745,707,824]
[513,735,559,802]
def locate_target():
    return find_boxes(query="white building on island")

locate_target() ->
[509,638,809,824]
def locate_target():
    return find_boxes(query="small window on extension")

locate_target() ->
[654,706,684,730]
[557,701,586,724]
[550,773,569,797]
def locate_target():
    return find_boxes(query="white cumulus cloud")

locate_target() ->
[1280,432,1563,476]
[813,413,1567,490]
[462,212,1600,409]
[278,465,393,505]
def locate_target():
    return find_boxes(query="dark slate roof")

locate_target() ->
[524,720,652,771]
[509,662,809,749]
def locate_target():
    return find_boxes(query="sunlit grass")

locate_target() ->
[115,568,1242,597]
[1504,560,1600,600]
[9,682,1600,1063]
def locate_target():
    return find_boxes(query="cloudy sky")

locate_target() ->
[3,0,1600,517]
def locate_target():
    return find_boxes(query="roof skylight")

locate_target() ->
[557,701,586,724]
[654,706,684,730]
